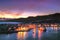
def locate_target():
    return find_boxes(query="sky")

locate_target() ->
[0,0,60,18]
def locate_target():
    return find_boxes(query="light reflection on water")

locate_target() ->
[16,26,59,40]
[17,32,28,40]
[38,29,43,40]
[32,28,36,38]
[0,24,60,40]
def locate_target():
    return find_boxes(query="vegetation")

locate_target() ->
[5,13,60,23]
[0,13,60,23]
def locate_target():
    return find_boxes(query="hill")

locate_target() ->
[0,13,60,23]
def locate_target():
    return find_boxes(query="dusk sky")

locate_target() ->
[0,0,60,18]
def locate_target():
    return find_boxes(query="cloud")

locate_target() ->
[0,0,60,18]
[0,10,23,18]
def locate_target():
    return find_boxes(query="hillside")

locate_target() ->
[0,13,60,23]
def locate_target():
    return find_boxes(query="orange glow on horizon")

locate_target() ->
[0,14,28,18]
[0,10,48,18]
[0,11,28,18]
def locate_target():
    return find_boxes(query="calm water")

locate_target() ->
[0,22,60,40]
[0,22,21,24]
[0,27,60,40]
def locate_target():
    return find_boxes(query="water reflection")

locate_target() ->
[0,23,60,40]
[17,32,28,40]
[38,30,43,40]
[32,29,36,38]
